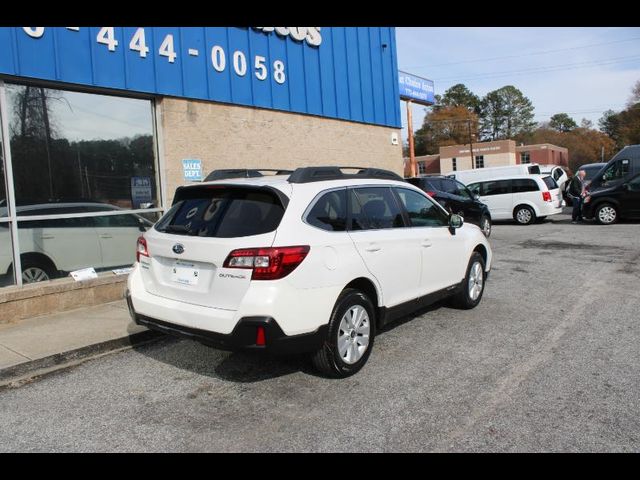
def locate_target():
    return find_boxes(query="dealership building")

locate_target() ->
[0,27,403,320]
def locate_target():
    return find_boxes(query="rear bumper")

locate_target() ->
[126,290,328,355]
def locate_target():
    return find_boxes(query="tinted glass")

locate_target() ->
[5,84,158,210]
[583,165,605,180]
[155,187,285,238]
[553,168,563,181]
[467,182,481,196]
[306,189,347,232]
[349,187,405,230]
[440,179,459,195]
[628,174,640,192]
[395,188,448,227]
[455,180,472,199]
[512,179,539,193]
[602,159,630,183]
[482,180,511,196]
[543,176,558,190]
[424,178,442,191]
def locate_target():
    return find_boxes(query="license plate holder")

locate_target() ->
[171,260,200,286]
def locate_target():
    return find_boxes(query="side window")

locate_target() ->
[440,179,459,195]
[95,214,142,228]
[394,188,448,227]
[628,174,640,192]
[349,187,405,231]
[483,180,511,196]
[553,168,563,181]
[306,189,347,232]
[455,180,472,199]
[467,182,481,196]
[512,179,539,193]
[603,159,630,182]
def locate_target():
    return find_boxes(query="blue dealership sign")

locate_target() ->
[398,71,435,105]
[0,27,401,128]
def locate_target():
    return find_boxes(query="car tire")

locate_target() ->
[449,252,486,310]
[479,215,491,237]
[20,259,57,284]
[514,205,536,225]
[595,203,618,225]
[310,288,376,378]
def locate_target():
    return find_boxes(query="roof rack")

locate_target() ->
[287,166,403,184]
[204,169,293,182]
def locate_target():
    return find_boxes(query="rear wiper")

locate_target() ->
[158,224,190,234]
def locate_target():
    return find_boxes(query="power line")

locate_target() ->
[433,54,640,82]
[401,36,640,71]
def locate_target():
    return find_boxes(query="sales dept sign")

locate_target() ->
[182,159,202,182]
[398,71,435,106]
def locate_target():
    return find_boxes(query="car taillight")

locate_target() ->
[136,236,149,262]
[223,246,310,280]
[542,191,552,202]
[426,191,437,197]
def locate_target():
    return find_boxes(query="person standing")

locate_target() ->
[569,169,587,223]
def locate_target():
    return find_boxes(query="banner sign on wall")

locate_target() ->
[398,71,435,106]
[182,159,202,182]
[0,27,402,129]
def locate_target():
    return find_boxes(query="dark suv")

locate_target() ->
[406,175,492,237]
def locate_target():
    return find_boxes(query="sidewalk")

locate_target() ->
[0,300,162,386]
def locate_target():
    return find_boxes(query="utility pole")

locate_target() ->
[406,100,417,177]
[468,118,475,169]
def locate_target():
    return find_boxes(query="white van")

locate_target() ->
[539,165,569,193]
[448,164,541,185]
[466,174,564,225]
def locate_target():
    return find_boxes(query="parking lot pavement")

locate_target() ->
[0,211,639,452]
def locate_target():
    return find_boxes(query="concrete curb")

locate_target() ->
[0,330,164,388]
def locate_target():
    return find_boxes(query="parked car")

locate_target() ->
[581,172,640,224]
[0,202,153,283]
[466,174,564,225]
[448,163,541,185]
[406,175,492,237]
[126,166,492,378]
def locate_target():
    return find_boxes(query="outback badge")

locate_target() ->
[172,244,185,255]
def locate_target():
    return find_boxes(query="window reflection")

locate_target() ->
[13,207,157,284]
[6,84,158,210]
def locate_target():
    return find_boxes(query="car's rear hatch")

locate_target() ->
[139,184,287,310]
[542,176,563,207]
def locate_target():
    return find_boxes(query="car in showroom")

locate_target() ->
[405,175,492,237]
[0,202,153,284]
[466,174,564,225]
[126,167,492,378]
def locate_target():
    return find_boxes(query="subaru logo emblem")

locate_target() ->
[172,244,184,254]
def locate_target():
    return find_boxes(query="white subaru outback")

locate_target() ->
[126,167,492,377]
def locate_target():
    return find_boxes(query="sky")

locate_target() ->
[395,27,640,143]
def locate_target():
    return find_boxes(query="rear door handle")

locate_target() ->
[421,240,433,248]
[364,244,381,252]
[99,234,113,239]
[41,234,55,240]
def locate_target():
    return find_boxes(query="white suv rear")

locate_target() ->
[126,167,492,377]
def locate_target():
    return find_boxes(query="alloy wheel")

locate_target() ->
[337,305,370,364]
[467,261,484,301]
[22,267,50,283]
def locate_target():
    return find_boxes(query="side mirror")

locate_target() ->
[622,183,629,191]
[448,213,463,235]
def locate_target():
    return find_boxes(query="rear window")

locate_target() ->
[155,186,286,238]
[542,176,558,190]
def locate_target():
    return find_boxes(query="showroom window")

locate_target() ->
[0,80,162,287]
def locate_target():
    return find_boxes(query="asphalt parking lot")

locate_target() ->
[0,209,639,452]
